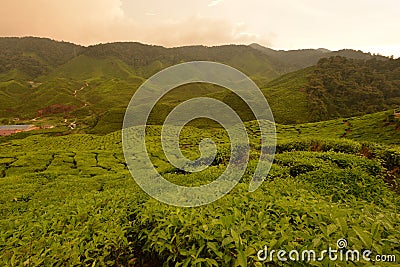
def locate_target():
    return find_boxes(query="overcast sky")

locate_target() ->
[1,0,399,57]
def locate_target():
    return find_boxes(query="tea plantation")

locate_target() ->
[0,124,399,266]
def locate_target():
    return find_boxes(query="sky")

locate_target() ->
[1,0,399,57]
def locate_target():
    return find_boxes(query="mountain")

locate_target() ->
[250,43,388,73]
[0,38,281,81]
[0,37,83,79]
[260,56,400,123]
[0,38,282,125]
[0,37,398,134]
[84,43,281,80]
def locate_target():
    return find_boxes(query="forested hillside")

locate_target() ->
[306,56,400,121]
[250,43,388,73]
[0,37,399,133]
[0,37,82,78]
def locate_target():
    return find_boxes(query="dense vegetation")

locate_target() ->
[306,56,400,121]
[1,37,399,266]
[250,43,387,73]
[84,43,280,80]
[1,37,396,131]
[0,37,82,78]
[1,123,399,266]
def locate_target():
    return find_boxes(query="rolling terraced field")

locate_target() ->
[1,37,400,266]
[1,121,399,266]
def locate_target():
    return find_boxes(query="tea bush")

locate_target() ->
[0,130,399,266]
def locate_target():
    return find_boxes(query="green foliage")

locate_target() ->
[1,126,400,266]
[84,43,281,80]
[1,37,398,133]
[1,37,400,266]
[251,43,386,73]
[0,37,82,78]
[276,110,400,145]
[89,108,126,135]
[261,67,314,124]
[306,56,400,121]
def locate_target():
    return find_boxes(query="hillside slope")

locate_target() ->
[0,38,282,126]
[0,37,83,79]
[1,37,398,133]
[306,56,400,121]
[250,43,388,73]
[260,56,400,124]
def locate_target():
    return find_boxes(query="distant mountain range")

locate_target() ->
[249,43,388,73]
[0,37,388,81]
[0,37,399,134]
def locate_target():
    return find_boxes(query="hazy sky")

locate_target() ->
[1,0,399,56]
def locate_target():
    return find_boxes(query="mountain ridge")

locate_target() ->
[1,36,398,135]
[249,43,388,73]
[0,37,390,80]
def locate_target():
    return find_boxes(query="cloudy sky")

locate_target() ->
[1,0,399,56]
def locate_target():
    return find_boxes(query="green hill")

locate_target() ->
[43,55,141,81]
[250,43,388,73]
[83,43,282,83]
[261,67,314,124]
[0,38,282,128]
[276,110,400,145]
[0,37,82,79]
[1,37,399,134]
[306,56,400,121]
[260,56,400,124]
